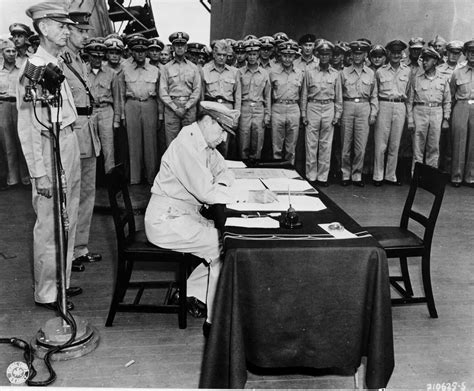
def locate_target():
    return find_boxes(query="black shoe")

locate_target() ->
[35,300,74,311]
[316,180,329,187]
[186,296,207,318]
[464,182,474,188]
[451,182,461,188]
[353,180,365,187]
[384,179,402,186]
[66,286,83,297]
[168,288,180,305]
[203,321,211,338]
[341,180,350,187]
[373,180,383,187]
[72,259,85,272]
[75,252,102,263]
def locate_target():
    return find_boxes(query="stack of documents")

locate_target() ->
[226,217,280,229]
[227,195,326,212]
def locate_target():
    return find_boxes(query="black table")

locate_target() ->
[199,188,394,389]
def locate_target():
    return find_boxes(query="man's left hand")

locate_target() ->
[441,119,449,130]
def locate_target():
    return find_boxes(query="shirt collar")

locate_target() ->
[210,61,230,72]
[244,65,261,74]
[35,45,60,65]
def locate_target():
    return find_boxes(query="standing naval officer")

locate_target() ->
[294,34,319,72]
[62,11,102,271]
[17,0,81,309]
[159,32,202,146]
[9,23,32,67]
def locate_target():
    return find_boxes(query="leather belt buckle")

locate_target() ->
[249,102,256,107]
[217,98,224,103]
[354,98,360,103]
[468,100,474,105]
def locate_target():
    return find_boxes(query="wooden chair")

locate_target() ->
[364,162,449,318]
[105,165,202,328]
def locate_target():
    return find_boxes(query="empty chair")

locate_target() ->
[364,162,449,318]
[105,165,202,328]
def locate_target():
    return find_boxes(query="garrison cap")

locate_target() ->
[369,44,387,56]
[68,11,93,29]
[463,39,474,52]
[9,23,32,36]
[200,101,240,136]
[25,1,76,24]
[244,38,261,52]
[431,34,447,45]
[278,40,299,54]
[0,38,16,51]
[242,34,257,41]
[232,40,246,52]
[169,31,189,44]
[258,36,275,48]
[446,40,463,52]
[386,39,407,52]
[273,32,289,44]
[148,38,164,50]
[315,40,334,53]
[408,37,425,49]
[349,40,371,52]
[421,46,441,60]
[298,33,316,45]
[129,36,150,50]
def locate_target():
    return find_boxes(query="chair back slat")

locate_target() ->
[400,162,448,246]
[106,165,136,252]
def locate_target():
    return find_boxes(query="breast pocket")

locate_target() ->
[455,78,471,96]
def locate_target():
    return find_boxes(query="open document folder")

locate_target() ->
[227,195,326,212]
[225,217,280,229]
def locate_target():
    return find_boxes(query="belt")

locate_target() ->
[0,97,16,102]
[127,97,153,102]
[308,98,333,104]
[171,96,190,102]
[457,99,474,105]
[76,106,93,116]
[414,102,441,107]
[242,100,263,106]
[273,99,299,104]
[205,96,233,104]
[93,102,112,108]
[379,97,406,103]
[343,98,369,103]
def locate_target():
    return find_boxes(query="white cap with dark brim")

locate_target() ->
[200,101,240,136]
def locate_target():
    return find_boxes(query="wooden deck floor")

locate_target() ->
[0,182,472,389]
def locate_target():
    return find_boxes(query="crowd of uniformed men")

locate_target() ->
[1,0,473,310]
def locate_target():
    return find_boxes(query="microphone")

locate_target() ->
[23,60,65,93]
[23,60,46,84]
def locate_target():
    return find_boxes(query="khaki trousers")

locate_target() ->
[451,101,474,184]
[239,102,265,160]
[412,106,443,171]
[271,103,301,164]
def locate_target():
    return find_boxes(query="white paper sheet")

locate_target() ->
[225,217,280,228]
[225,160,247,168]
[231,168,299,179]
[232,178,267,191]
[227,195,326,212]
[261,178,317,193]
[319,223,357,239]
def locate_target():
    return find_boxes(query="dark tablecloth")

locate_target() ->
[199,191,394,389]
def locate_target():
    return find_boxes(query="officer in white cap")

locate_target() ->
[17,0,81,310]
[144,101,276,337]
[159,32,202,146]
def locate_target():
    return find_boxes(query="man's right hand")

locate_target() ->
[175,107,186,118]
[35,175,52,198]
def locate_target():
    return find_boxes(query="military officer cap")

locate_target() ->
[9,23,33,36]
[446,40,463,53]
[232,40,246,52]
[187,42,202,52]
[104,37,124,50]
[358,38,372,45]
[200,101,240,136]
[278,40,299,54]
[125,33,144,45]
[0,38,16,51]
[463,39,474,52]
[244,39,261,52]
[105,33,123,42]
[68,11,93,29]
[315,40,334,53]
[273,32,289,44]
[129,36,150,50]
[349,40,371,53]
[169,31,189,45]
[258,36,275,48]
[298,33,316,46]
[334,41,350,54]
[369,44,387,57]
[242,34,257,41]
[385,39,407,52]
[28,34,40,45]
[421,46,441,60]
[408,37,425,49]
[25,1,76,24]
[87,37,105,45]
[149,38,164,50]
[85,40,106,54]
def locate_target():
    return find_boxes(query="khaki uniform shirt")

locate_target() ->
[449,63,474,101]
[122,60,160,100]
[300,65,343,121]
[269,64,304,102]
[437,62,459,82]
[0,62,20,97]
[294,55,319,72]
[202,61,242,111]
[238,65,271,117]
[340,64,379,117]
[159,57,201,111]
[376,63,411,100]
[87,64,121,124]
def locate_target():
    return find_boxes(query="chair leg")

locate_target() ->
[399,257,414,296]
[178,260,188,329]
[106,258,129,327]
[119,260,134,302]
[421,254,438,318]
